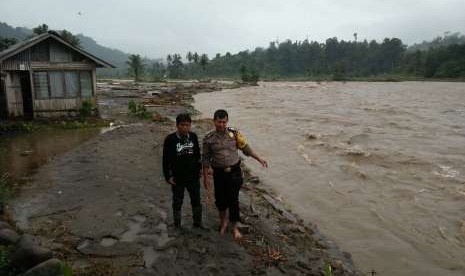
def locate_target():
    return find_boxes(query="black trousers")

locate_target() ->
[213,163,243,222]
[171,179,201,215]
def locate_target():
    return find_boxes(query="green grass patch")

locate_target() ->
[0,245,22,276]
[0,118,110,134]
[128,100,151,119]
[0,173,12,215]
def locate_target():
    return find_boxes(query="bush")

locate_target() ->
[128,100,151,119]
[0,173,11,215]
[79,100,93,117]
[240,65,260,84]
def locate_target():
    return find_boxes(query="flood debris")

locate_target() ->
[345,145,370,157]
[262,194,298,224]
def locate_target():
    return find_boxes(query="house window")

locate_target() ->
[33,72,49,99]
[64,72,79,97]
[80,71,92,97]
[49,72,65,98]
[34,71,93,99]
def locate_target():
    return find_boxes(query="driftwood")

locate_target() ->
[262,194,297,223]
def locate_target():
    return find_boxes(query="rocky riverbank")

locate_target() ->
[3,80,362,275]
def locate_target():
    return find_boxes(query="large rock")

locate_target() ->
[0,220,12,230]
[0,228,20,245]
[10,235,53,270]
[23,258,64,276]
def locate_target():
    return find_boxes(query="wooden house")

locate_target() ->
[0,31,114,119]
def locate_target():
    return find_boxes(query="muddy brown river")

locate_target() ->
[194,81,465,276]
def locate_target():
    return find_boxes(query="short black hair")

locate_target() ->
[213,109,228,120]
[176,113,192,125]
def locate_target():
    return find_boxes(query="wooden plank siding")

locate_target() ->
[30,62,95,70]
[0,74,7,119]
[0,61,94,71]
[5,73,23,116]
[33,97,96,118]
[0,60,31,71]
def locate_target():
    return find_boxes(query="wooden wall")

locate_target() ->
[33,96,96,118]
[5,73,24,117]
[0,74,7,119]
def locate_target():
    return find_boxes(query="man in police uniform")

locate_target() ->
[203,109,268,239]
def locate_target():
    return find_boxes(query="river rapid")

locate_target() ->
[193,81,465,276]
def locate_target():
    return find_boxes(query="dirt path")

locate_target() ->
[8,81,361,275]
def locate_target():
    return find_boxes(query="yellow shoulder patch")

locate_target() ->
[235,130,247,149]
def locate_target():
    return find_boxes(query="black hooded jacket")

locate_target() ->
[162,131,201,183]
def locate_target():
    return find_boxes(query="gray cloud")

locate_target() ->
[1,0,464,58]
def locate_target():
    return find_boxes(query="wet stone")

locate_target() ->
[23,258,64,276]
[77,240,140,257]
[0,220,12,230]
[143,246,159,268]
[0,228,20,245]
[100,236,118,247]
[10,235,53,270]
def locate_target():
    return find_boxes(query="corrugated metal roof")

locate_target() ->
[0,31,115,68]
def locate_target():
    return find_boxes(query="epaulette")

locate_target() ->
[227,127,238,133]
[204,130,216,140]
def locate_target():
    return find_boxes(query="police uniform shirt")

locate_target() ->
[202,128,252,168]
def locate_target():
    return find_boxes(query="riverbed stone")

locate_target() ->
[23,258,64,276]
[10,235,53,270]
[0,228,20,245]
[0,220,12,230]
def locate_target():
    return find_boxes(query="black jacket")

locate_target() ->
[162,131,201,183]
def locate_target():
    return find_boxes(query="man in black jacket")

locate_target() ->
[163,113,202,228]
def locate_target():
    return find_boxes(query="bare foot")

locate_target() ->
[232,227,243,239]
[219,221,228,235]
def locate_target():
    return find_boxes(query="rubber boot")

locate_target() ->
[173,209,181,228]
[192,206,203,228]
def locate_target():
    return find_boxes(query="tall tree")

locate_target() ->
[168,53,184,78]
[60,30,81,47]
[32,24,49,35]
[200,54,209,70]
[127,54,145,81]
[186,52,193,63]
[192,52,199,64]
[0,37,17,51]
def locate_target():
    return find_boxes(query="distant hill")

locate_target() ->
[408,32,465,52]
[0,22,161,76]
[0,22,31,40]
[76,34,131,76]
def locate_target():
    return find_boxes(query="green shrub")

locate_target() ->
[79,100,93,117]
[323,262,333,276]
[0,173,11,213]
[240,65,260,84]
[128,100,151,119]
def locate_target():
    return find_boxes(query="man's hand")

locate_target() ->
[250,150,268,169]
[203,175,211,190]
[168,177,176,185]
[202,166,212,190]
[259,158,268,168]
[202,172,213,206]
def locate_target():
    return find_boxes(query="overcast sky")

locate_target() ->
[2,0,465,59]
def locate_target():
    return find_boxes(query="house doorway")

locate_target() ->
[0,75,6,119]
[20,72,33,119]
